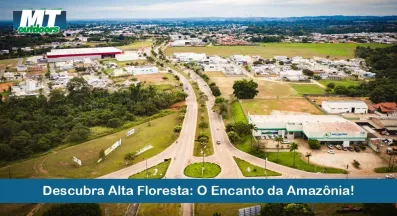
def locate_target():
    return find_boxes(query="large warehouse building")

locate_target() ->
[248,114,367,146]
[322,100,368,114]
[47,47,123,62]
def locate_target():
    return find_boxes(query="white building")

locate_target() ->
[173,52,207,62]
[170,39,204,47]
[231,55,253,65]
[115,51,140,61]
[11,79,42,97]
[248,114,367,146]
[322,100,368,114]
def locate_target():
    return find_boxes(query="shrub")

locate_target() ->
[308,140,321,150]
[353,160,360,169]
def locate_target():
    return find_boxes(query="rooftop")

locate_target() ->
[47,47,122,57]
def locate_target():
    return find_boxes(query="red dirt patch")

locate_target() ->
[0,82,14,92]
[170,101,186,110]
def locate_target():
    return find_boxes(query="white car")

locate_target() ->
[385,174,395,179]
[281,140,290,144]
[327,150,335,154]
[265,135,269,140]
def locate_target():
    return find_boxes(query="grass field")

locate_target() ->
[290,84,325,95]
[100,58,147,67]
[374,166,397,173]
[117,40,153,51]
[210,77,296,99]
[138,203,180,216]
[165,43,390,59]
[184,162,221,178]
[240,98,323,115]
[0,113,179,178]
[195,203,258,216]
[229,100,248,124]
[129,160,171,179]
[267,152,347,174]
[319,79,364,88]
[204,71,225,77]
[233,157,281,177]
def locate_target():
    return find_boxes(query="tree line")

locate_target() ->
[0,77,187,161]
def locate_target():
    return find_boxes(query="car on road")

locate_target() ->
[347,146,354,152]
[327,144,333,149]
[328,150,335,154]
[281,140,290,144]
[335,145,342,150]
[385,174,395,179]
[354,146,361,152]
[216,141,221,145]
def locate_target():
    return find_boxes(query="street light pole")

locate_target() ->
[265,157,267,179]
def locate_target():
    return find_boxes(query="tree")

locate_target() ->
[67,123,90,142]
[363,204,397,216]
[99,149,105,159]
[274,136,283,162]
[124,152,137,164]
[305,152,312,164]
[232,79,259,99]
[308,140,321,150]
[260,204,284,216]
[248,123,258,149]
[334,85,349,94]
[326,82,335,89]
[173,125,182,133]
[227,131,240,144]
[199,121,209,129]
[289,142,299,167]
[325,87,333,94]
[107,118,122,128]
[43,203,101,216]
[302,69,314,76]
[283,203,315,216]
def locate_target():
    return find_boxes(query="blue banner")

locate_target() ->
[0,179,396,203]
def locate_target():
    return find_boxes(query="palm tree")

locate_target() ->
[248,123,258,149]
[289,142,299,167]
[274,136,283,162]
[305,152,312,165]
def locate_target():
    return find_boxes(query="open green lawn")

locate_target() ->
[184,162,221,178]
[165,43,391,59]
[240,98,323,115]
[0,112,179,178]
[319,79,364,88]
[290,84,325,95]
[229,101,247,123]
[138,203,180,216]
[195,204,258,216]
[233,157,281,177]
[267,152,347,174]
[117,40,153,51]
[129,160,171,179]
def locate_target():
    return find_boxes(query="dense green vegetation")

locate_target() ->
[233,79,259,99]
[330,45,397,103]
[0,78,186,161]
[43,204,101,216]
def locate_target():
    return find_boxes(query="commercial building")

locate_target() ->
[248,114,367,146]
[47,47,123,62]
[322,100,368,114]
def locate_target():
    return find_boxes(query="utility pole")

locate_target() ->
[346,164,349,179]
[264,157,267,179]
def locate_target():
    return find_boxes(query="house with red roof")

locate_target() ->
[368,102,397,115]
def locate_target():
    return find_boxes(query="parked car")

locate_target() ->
[385,174,395,179]
[347,147,354,152]
[281,140,290,144]
[265,135,269,140]
[335,145,342,150]
[354,146,360,152]
[342,147,348,151]
[216,141,221,145]
[328,150,335,154]
[327,144,333,149]
[270,135,275,139]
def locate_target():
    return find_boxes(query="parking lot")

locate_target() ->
[294,139,388,174]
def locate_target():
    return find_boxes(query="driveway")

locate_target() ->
[295,139,388,175]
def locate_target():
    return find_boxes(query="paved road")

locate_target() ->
[125,203,140,216]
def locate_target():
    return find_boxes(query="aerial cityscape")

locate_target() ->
[0,0,397,215]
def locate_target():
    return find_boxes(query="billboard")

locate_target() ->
[104,139,122,156]
[73,156,82,166]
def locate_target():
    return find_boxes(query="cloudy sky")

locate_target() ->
[1,0,396,20]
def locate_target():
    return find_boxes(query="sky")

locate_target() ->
[1,0,397,20]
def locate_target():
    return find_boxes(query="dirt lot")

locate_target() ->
[210,77,296,99]
[240,98,324,115]
[307,96,371,106]
[205,71,225,77]
[0,82,14,92]
[296,139,387,175]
